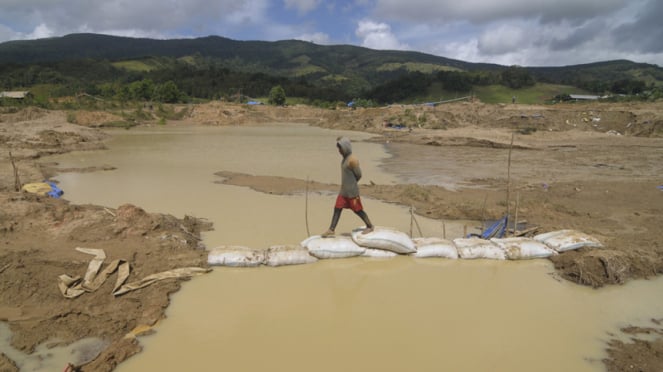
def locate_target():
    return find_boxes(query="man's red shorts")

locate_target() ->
[335,195,364,212]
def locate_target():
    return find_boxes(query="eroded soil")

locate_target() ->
[1,101,662,371]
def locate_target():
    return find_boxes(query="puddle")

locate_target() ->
[40,123,663,371]
[0,322,107,371]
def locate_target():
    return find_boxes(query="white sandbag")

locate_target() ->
[351,227,416,254]
[207,245,266,267]
[490,237,557,260]
[266,245,318,267]
[301,235,365,259]
[453,238,506,260]
[361,248,398,258]
[534,229,603,252]
[411,237,458,259]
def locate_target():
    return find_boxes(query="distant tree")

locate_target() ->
[367,72,431,103]
[553,93,572,102]
[350,98,376,108]
[128,79,155,101]
[437,71,473,92]
[155,81,181,103]
[501,66,535,89]
[268,85,286,105]
[610,79,646,95]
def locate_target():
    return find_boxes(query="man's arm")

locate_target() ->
[348,156,362,181]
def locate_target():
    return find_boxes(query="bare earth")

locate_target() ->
[1,101,662,371]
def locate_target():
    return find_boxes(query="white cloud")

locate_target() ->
[434,39,481,63]
[356,19,409,50]
[477,24,528,55]
[26,23,55,39]
[372,0,628,24]
[284,0,320,14]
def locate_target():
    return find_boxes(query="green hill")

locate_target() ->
[0,33,661,104]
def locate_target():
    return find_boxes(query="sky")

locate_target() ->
[0,0,662,67]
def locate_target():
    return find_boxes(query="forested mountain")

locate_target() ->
[0,33,661,104]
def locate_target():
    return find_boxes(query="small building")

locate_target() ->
[0,91,32,99]
[569,94,600,101]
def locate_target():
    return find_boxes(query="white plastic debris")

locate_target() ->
[534,230,603,252]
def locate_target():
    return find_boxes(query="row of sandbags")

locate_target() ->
[207,227,603,267]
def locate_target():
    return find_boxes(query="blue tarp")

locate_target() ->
[46,181,64,198]
[468,215,508,239]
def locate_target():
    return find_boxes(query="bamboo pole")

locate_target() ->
[480,194,488,235]
[305,176,310,236]
[411,206,423,237]
[410,206,414,238]
[9,151,21,191]
[505,132,515,234]
[513,192,520,236]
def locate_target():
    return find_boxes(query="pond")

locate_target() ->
[40,123,662,372]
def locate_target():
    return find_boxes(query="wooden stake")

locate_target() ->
[513,191,520,236]
[305,176,310,237]
[411,206,423,237]
[9,151,21,191]
[480,194,488,235]
[410,205,414,238]
[505,132,515,231]
[442,222,446,239]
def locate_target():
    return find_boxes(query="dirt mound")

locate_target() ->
[0,107,50,122]
[0,193,210,371]
[69,111,124,127]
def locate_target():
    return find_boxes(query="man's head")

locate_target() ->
[336,137,352,157]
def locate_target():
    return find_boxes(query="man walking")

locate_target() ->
[322,136,374,237]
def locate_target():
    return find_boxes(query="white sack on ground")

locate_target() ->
[301,235,365,259]
[411,237,458,259]
[453,238,506,260]
[266,245,318,266]
[534,230,603,252]
[351,227,416,254]
[207,245,266,267]
[490,237,557,260]
[362,248,398,258]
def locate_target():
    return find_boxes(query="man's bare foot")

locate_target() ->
[361,227,374,234]
[321,229,335,237]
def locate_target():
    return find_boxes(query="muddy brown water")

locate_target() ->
[31,124,663,371]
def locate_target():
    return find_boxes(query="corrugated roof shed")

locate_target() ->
[0,91,30,99]
[569,94,600,100]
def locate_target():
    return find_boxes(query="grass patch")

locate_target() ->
[112,60,154,72]
[473,83,591,104]
[377,62,462,73]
